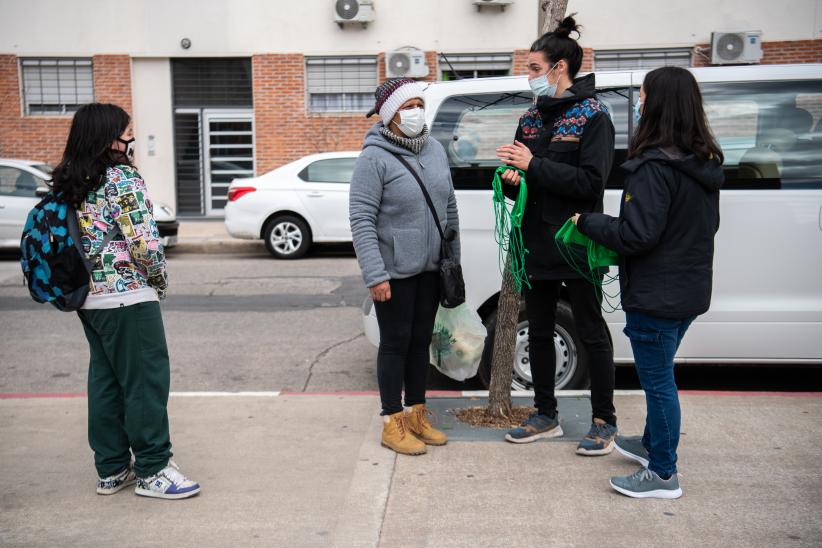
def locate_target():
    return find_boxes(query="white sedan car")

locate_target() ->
[0,158,178,249]
[0,159,52,248]
[224,152,359,259]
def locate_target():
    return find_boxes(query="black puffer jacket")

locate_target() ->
[578,148,724,319]
[506,73,615,281]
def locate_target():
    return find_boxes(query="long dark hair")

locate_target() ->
[630,67,724,163]
[51,103,133,208]
[530,14,584,78]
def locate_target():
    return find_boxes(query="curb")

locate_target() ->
[4,390,821,399]
[168,239,265,255]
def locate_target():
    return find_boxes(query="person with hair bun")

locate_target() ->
[497,15,618,455]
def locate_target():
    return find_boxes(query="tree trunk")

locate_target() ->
[486,1,568,419]
[486,259,520,418]
[539,0,570,36]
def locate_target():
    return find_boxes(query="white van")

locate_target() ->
[363,64,822,389]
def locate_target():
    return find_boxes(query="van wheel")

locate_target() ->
[477,301,589,391]
[263,215,311,259]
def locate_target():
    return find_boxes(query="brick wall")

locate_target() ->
[253,51,440,175]
[693,38,822,67]
[92,55,133,110]
[0,54,132,165]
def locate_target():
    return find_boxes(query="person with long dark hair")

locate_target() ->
[496,15,619,455]
[52,103,200,499]
[574,66,724,498]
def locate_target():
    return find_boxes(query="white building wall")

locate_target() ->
[568,0,822,48]
[0,0,818,57]
[0,0,538,56]
[131,59,176,210]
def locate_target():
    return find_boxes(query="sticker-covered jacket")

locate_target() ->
[77,165,168,299]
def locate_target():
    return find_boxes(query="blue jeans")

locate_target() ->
[624,311,695,479]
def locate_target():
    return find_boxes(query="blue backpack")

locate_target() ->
[20,193,120,311]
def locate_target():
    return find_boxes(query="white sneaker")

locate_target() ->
[135,461,201,500]
[97,462,136,495]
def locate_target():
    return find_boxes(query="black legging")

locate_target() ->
[373,272,440,415]
[524,278,616,426]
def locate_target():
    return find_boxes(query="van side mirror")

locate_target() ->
[35,186,49,198]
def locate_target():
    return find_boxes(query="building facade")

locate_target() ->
[1,0,821,216]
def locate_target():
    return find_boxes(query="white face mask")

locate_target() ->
[396,107,426,138]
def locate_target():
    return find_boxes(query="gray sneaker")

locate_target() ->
[576,419,618,456]
[610,467,682,499]
[505,412,563,444]
[615,435,650,468]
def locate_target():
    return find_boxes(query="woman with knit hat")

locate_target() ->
[350,78,461,455]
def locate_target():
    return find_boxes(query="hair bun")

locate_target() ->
[554,13,581,39]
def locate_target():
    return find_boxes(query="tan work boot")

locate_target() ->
[382,411,427,455]
[405,404,448,446]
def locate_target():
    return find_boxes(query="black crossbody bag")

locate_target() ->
[391,153,465,308]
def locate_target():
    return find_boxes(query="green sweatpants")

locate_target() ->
[78,301,172,478]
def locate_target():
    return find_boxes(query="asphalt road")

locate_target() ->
[1,246,820,394]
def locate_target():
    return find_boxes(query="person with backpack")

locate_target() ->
[495,15,618,454]
[48,103,200,499]
[350,78,460,456]
[573,67,724,499]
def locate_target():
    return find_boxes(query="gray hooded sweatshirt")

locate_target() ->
[349,123,461,288]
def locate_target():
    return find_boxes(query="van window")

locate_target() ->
[431,89,631,190]
[702,81,822,189]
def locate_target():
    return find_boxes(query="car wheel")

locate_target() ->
[263,215,311,259]
[477,301,589,391]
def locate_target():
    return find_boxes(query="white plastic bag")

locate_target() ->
[429,303,487,381]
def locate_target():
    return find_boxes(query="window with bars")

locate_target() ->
[306,56,378,113]
[439,53,512,81]
[594,48,692,71]
[21,58,94,116]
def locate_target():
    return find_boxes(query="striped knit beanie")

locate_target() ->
[366,78,426,127]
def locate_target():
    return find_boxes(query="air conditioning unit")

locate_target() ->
[474,0,513,11]
[711,31,763,65]
[386,49,430,78]
[334,0,375,27]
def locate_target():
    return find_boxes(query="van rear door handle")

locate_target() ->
[307,192,324,198]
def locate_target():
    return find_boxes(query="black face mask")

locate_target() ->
[117,137,135,159]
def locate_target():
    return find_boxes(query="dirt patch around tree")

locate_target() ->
[453,405,536,429]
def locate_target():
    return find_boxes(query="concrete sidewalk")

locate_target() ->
[1,393,821,547]
[172,220,264,254]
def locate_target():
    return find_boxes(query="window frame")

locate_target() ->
[20,57,94,116]
[305,55,378,114]
[438,53,513,81]
[594,48,692,72]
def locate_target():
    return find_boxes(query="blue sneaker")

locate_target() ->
[505,412,563,444]
[615,435,650,468]
[576,418,618,456]
[135,461,201,500]
[610,466,682,499]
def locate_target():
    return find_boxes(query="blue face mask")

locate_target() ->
[633,100,643,125]
[529,63,560,98]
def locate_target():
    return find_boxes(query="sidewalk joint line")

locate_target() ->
[377,451,398,546]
